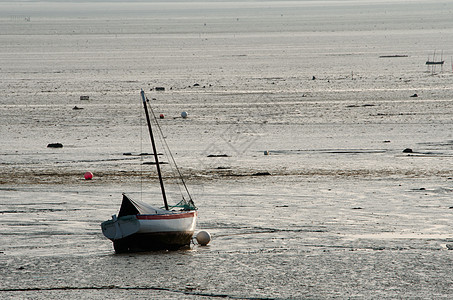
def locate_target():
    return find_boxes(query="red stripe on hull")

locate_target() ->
[137,211,197,220]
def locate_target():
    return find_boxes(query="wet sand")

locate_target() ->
[1,1,453,299]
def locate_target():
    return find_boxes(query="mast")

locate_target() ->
[140,90,169,211]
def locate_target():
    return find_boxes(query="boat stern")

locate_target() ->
[101,214,140,240]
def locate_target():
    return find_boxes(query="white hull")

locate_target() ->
[101,210,197,252]
[137,212,197,234]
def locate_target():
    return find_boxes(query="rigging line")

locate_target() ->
[146,100,193,202]
[148,101,187,201]
[143,100,180,203]
[140,99,144,202]
[151,110,181,203]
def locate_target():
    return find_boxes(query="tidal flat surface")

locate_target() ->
[1,1,453,299]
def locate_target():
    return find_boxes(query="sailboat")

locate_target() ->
[101,90,197,253]
[425,50,445,65]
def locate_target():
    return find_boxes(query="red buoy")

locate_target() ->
[159,114,164,119]
[84,172,93,180]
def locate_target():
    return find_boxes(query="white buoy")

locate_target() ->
[181,111,188,118]
[196,231,211,246]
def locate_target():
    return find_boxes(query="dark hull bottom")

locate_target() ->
[112,231,194,253]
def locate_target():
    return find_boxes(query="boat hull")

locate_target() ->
[113,231,194,253]
[102,211,197,253]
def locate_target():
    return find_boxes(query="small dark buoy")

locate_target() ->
[312,76,316,80]
[143,161,168,165]
[159,114,165,119]
[252,172,271,176]
[207,154,229,157]
[47,143,63,148]
[403,148,413,153]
